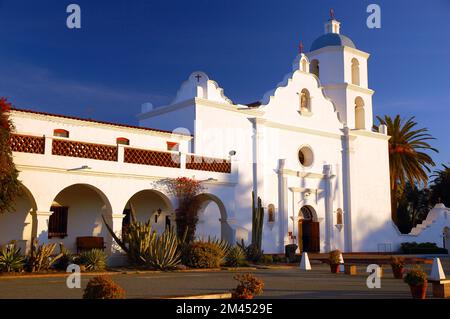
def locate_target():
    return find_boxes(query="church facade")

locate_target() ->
[2,15,448,260]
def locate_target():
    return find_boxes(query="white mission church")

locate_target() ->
[2,14,449,262]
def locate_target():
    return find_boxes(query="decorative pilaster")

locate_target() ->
[32,211,53,243]
[323,164,333,252]
[110,214,125,254]
[278,159,289,251]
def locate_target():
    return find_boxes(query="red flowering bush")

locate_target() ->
[0,98,22,214]
[231,273,264,299]
[164,177,204,242]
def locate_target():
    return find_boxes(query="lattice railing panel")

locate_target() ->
[52,139,117,161]
[124,148,180,168]
[186,155,231,173]
[10,134,45,154]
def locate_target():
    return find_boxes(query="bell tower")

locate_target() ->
[307,10,374,130]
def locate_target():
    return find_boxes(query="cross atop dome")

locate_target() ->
[324,9,341,34]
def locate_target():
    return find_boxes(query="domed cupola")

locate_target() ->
[310,9,356,52]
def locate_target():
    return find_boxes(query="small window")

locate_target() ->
[48,206,68,238]
[298,146,314,167]
[268,204,276,223]
[53,129,69,138]
[336,208,343,225]
[310,59,319,78]
[116,137,130,145]
[167,142,179,151]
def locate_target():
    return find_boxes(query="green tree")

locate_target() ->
[376,115,437,225]
[396,183,432,234]
[430,163,450,207]
[0,98,22,214]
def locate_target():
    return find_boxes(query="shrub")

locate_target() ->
[54,244,75,271]
[400,242,448,254]
[237,240,263,263]
[259,255,273,265]
[329,250,341,265]
[225,246,247,267]
[231,273,264,299]
[390,257,405,271]
[0,244,25,272]
[272,254,286,263]
[404,266,427,286]
[183,241,224,268]
[79,249,107,271]
[26,238,63,272]
[83,276,125,299]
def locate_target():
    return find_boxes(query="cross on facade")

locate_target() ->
[298,42,304,54]
[195,74,202,82]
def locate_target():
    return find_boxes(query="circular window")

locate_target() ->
[298,146,314,167]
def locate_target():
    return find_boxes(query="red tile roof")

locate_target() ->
[11,108,193,137]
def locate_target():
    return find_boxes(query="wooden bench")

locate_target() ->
[76,236,105,253]
[429,279,450,298]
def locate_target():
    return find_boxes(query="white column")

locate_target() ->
[110,214,125,254]
[278,159,289,252]
[324,164,333,252]
[32,211,53,243]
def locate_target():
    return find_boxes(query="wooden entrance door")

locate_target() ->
[299,220,320,253]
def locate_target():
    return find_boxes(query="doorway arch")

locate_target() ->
[194,193,233,243]
[298,205,320,253]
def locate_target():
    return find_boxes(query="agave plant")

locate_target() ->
[0,244,25,272]
[225,246,246,267]
[102,215,181,270]
[146,227,181,270]
[79,249,108,271]
[27,238,63,272]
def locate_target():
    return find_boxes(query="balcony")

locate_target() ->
[10,133,232,175]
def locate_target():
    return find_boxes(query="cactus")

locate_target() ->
[251,191,264,252]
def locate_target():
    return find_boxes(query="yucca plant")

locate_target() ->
[27,238,63,272]
[79,249,108,271]
[0,244,25,272]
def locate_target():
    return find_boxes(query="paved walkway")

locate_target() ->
[0,262,446,299]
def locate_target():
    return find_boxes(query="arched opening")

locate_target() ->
[298,205,320,253]
[355,97,365,129]
[301,59,308,72]
[49,184,112,253]
[351,58,360,86]
[0,185,37,253]
[299,89,311,113]
[310,59,320,78]
[194,193,232,243]
[122,190,173,236]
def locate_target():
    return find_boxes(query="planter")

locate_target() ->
[392,267,405,279]
[330,264,340,273]
[409,282,428,299]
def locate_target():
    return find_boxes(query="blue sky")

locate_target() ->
[0,0,449,171]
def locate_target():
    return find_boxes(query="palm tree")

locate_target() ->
[430,163,450,207]
[376,115,437,225]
